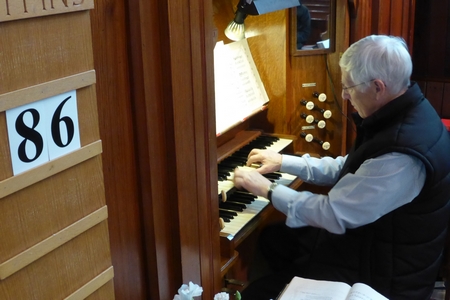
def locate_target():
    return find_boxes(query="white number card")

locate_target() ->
[6,90,81,175]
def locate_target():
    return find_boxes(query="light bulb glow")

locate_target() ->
[224,21,245,41]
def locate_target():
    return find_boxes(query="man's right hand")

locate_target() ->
[246,149,282,174]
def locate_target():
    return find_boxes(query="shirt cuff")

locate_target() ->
[271,184,296,215]
[271,184,310,228]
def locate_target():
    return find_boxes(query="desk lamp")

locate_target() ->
[225,0,301,41]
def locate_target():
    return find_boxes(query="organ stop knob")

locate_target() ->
[313,91,327,102]
[301,132,330,150]
[301,112,315,124]
[300,99,332,119]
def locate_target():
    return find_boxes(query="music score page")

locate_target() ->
[214,39,269,135]
[278,277,388,300]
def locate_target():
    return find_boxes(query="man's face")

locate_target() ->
[341,70,377,118]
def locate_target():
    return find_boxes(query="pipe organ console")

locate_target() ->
[211,1,344,291]
[216,128,303,285]
[213,81,337,291]
[217,134,297,238]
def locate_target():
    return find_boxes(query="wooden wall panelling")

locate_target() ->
[126,0,220,299]
[411,0,450,119]
[348,0,373,42]
[414,79,447,117]
[336,0,353,154]
[425,82,445,115]
[349,0,415,47]
[412,0,450,79]
[289,55,332,154]
[412,0,431,77]
[288,0,349,157]
[126,1,184,298]
[0,8,113,300]
[90,0,148,298]
[422,0,448,78]
[346,0,416,153]
[169,0,221,295]
[246,10,289,135]
[212,0,289,135]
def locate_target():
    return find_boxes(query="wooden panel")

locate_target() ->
[0,206,107,279]
[412,0,450,79]
[0,12,94,93]
[289,55,336,155]
[0,141,101,198]
[348,0,372,42]
[0,0,94,22]
[0,71,96,112]
[0,5,113,300]
[427,0,449,78]
[425,82,445,115]
[127,0,219,298]
[0,156,106,262]
[287,0,348,157]
[65,266,114,300]
[85,280,116,300]
[89,0,147,298]
[168,0,220,296]
[0,222,112,299]
[349,0,415,48]
[377,0,391,33]
[247,9,289,134]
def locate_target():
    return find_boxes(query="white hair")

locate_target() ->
[339,35,412,95]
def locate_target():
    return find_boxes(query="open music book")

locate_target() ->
[278,276,388,300]
[213,39,269,135]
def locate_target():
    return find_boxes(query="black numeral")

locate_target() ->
[51,96,75,147]
[15,109,44,163]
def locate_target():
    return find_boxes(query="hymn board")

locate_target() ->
[0,0,115,299]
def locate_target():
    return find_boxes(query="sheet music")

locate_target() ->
[214,39,269,135]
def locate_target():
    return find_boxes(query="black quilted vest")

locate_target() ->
[305,82,450,299]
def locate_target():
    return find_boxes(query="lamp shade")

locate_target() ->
[225,0,300,41]
[252,0,300,15]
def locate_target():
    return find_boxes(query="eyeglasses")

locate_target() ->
[341,79,375,91]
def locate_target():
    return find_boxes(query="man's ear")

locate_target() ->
[373,79,387,101]
[375,82,380,92]
[373,79,386,93]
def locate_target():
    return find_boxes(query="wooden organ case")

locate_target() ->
[212,0,349,293]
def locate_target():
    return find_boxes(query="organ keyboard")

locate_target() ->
[217,129,303,276]
[219,168,296,238]
[217,130,301,240]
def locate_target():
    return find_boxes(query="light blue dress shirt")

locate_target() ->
[271,152,426,234]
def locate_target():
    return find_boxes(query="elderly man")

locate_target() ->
[235,35,450,299]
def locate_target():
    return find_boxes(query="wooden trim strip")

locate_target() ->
[0,140,102,199]
[0,206,108,280]
[0,70,96,112]
[64,266,114,300]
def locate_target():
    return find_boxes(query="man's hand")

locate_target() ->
[233,166,272,198]
[246,149,282,174]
